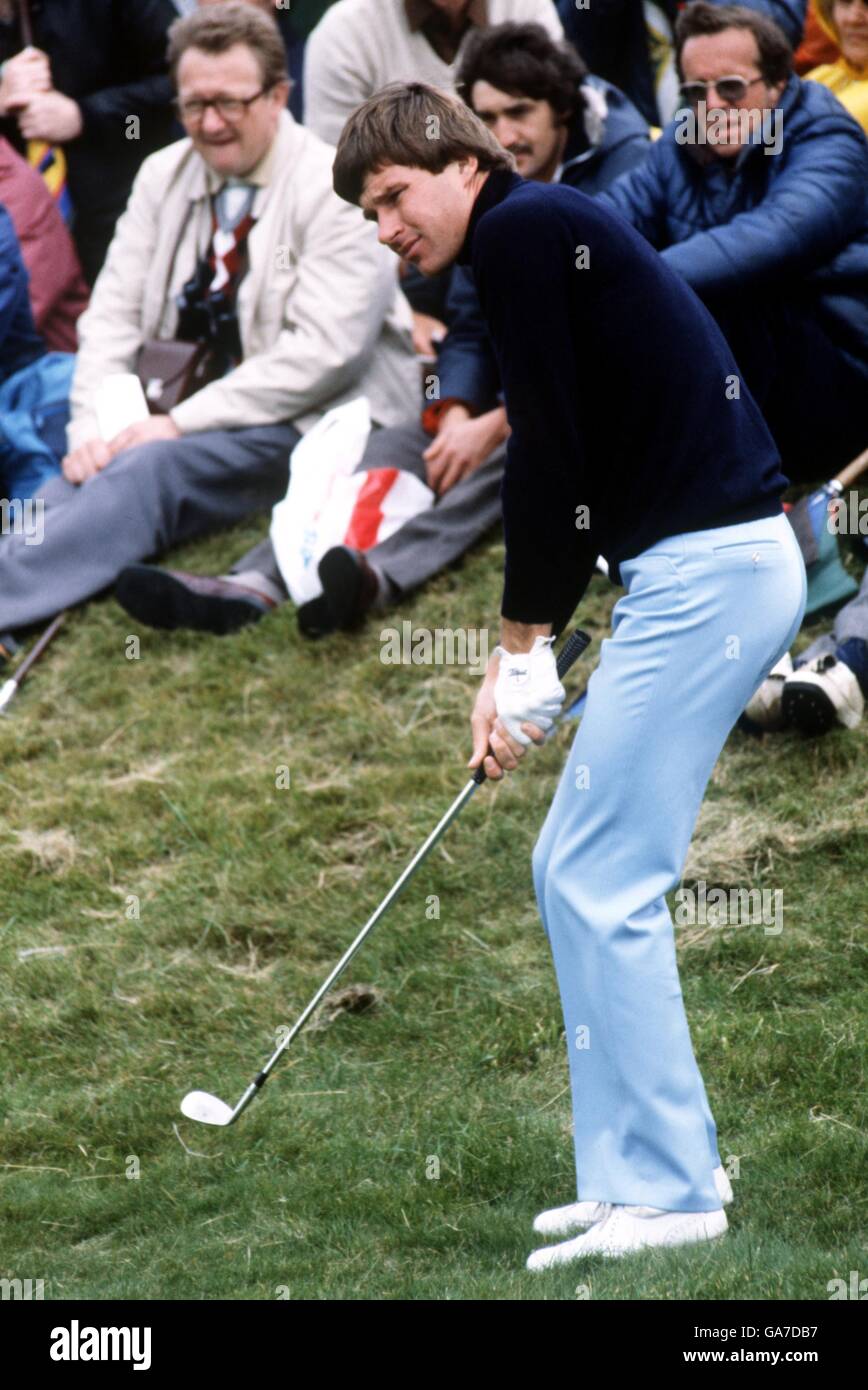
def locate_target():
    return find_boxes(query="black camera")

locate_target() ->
[175,257,243,367]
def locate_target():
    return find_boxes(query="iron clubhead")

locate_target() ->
[180,1090,235,1126]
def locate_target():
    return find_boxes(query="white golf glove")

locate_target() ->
[494,635,565,746]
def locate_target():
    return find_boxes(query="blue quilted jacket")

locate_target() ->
[598,74,868,364]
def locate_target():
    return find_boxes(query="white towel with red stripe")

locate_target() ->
[270,397,435,606]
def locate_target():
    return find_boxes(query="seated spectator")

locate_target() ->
[0,3,417,638]
[0,202,74,504]
[112,23,650,640]
[806,0,868,133]
[304,0,563,144]
[0,136,88,351]
[556,0,806,126]
[304,0,563,342]
[599,2,868,492]
[0,0,179,284]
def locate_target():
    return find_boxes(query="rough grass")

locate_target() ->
[0,515,865,1301]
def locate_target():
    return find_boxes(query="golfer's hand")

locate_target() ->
[107,415,181,459]
[16,90,83,142]
[62,438,111,485]
[469,651,545,781]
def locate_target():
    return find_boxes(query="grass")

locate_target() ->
[0,514,865,1301]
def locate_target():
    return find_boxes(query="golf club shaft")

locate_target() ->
[228,626,592,1120]
[0,612,66,713]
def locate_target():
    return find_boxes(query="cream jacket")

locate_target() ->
[68,111,418,449]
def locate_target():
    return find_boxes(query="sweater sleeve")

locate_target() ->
[471,200,599,630]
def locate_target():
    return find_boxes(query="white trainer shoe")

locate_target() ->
[526,1203,728,1270]
[782,654,864,734]
[741,651,793,732]
[532,1164,733,1238]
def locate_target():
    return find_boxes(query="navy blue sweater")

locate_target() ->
[456,170,788,631]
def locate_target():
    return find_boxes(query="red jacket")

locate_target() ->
[0,138,89,353]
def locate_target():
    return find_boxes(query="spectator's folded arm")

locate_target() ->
[660,121,868,295]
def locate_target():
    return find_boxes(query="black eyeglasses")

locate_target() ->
[174,86,274,124]
[679,74,766,106]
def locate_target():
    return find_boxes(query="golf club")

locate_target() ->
[180,626,592,1127]
[0,613,67,715]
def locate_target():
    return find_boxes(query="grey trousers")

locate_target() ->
[0,423,300,631]
[230,419,507,598]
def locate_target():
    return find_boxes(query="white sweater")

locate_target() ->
[304,0,564,145]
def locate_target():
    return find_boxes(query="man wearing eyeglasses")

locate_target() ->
[0,2,418,638]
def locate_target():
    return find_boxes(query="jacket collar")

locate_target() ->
[456,166,523,265]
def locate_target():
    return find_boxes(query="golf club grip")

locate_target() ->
[473,627,592,784]
[554,627,592,680]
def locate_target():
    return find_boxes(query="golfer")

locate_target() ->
[333,83,806,1269]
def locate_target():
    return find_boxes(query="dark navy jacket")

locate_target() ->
[0,204,43,386]
[438,76,651,414]
[599,74,868,365]
[457,170,787,629]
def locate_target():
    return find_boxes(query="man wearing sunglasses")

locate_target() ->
[0,2,418,640]
[599,1,868,500]
[599,3,868,733]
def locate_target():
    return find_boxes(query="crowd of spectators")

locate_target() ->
[0,0,865,736]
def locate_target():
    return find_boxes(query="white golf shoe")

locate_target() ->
[741,651,793,732]
[526,1203,729,1270]
[532,1164,733,1239]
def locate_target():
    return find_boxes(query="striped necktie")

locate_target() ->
[208,182,257,297]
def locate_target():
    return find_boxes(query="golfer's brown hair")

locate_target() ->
[332,82,515,207]
[167,1,288,91]
[675,2,794,85]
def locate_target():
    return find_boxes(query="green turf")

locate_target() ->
[1,517,865,1300]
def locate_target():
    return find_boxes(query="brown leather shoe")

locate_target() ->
[115,566,275,635]
[296,546,380,639]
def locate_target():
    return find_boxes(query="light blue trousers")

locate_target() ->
[532,512,806,1212]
